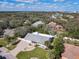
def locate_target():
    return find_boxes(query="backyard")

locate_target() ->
[17,47,49,59]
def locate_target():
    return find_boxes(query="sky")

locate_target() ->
[0,0,79,12]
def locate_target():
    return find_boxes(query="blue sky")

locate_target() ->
[0,0,79,11]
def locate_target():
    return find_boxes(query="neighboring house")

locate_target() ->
[62,44,79,59]
[24,32,54,44]
[3,29,15,37]
[55,25,64,32]
[32,21,45,27]
[48,22,64,32]
[52,13,63,19]
[0,47,17,59]
[48,22,57,29]
[23,20,31,25]
[63,37,79,42]
[66,15,74,19]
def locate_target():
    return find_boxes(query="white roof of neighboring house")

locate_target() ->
[48,22,56,28]
[32,21,44,27]
[52,13,63,18]
[4,29,15,37]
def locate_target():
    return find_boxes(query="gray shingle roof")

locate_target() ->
[24,33,53,44]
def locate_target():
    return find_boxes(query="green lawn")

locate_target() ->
[6,45,16,50]
[0,38,16,50]
[0,39,8,47]
[17,47,49,59]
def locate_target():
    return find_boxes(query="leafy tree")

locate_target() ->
[45,41,50,48]
[0,27,4,36]
[15,26,31,37]
[0,20,8,29]
[52,35,64,59]
[49,49,56,59]
[5,36,17,43]
[34,24,49,34]
[9,20,23,28]
[64,19,79,39]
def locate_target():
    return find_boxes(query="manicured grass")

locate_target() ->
[6,45,16,50]
[17,47,49,59]
[0,39,16,50]
[0,39,8,47]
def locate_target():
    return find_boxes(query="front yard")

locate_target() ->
[0,39,8,47]
[0,38,17,50]
[16,47,49,59]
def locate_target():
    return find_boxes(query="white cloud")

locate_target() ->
[45,4,58,8]
[0,1,27,8]
[16,0,38,3]
[0,2,15,8]
[54,0,64,2]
